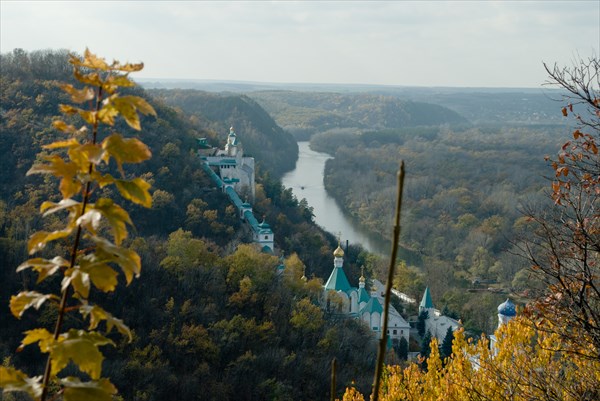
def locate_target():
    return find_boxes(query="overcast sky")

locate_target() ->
[1,1,598,87]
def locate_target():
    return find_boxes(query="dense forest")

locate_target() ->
[2,48,597,401]
[309,119,569,333]
[249,91,468,140]
[0,49,380,400]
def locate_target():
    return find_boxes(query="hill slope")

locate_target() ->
[149,89,299,177]
[249,90,469,139]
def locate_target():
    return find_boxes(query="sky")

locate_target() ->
[1,1,598,88]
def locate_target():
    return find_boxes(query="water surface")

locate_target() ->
[282,142,389,255]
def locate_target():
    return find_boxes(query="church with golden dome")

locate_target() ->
[322,242,410,343]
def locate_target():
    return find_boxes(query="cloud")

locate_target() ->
[1,1,598,87]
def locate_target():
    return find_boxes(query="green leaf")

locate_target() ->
[79,255,119,292]
[92,198,132,245]
[28,228,73,254]
[19,328,54,352]
[9,291,59,318]
[91,236,141,284]
[50,330,114,379]
[16,256,69,283]
[101,133,152,172]
[0,366,43,400]
[79,302,132,341]
[61,377,117,401]
[116,178,152,208]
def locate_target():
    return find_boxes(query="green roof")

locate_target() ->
[358,287,371,304]
[360,297,383,315]
[324,267,352,292]
[420,287,434,309]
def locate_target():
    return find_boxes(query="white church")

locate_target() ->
[322,243,411,343]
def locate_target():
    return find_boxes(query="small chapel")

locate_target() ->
[322,242,411,343]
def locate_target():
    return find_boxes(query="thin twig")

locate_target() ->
[330,357,337,401]
[372,161,405,401]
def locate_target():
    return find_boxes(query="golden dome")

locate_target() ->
[333,245,344,258]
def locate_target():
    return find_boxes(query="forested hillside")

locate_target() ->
[149,89,299,177]
[310,124,567,332]
[249,91,468,139]
[0,49,378,400]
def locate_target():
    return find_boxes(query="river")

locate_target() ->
[281,142,390,255]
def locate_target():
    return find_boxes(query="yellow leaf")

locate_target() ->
[61,377,117,401]
[20,328,54,352]
[64,267,91,298]
[79,303,132,341]
[43,138,80,149]
[76,210,103,234]
[50,330,114,379]
[28,229,73,254]
[105,74,135,88]
[81,48,110,71]
[93,198,132,245]
[101,134,151,171]
[97,101,118,126]
[9,292,59,318]
[110,96,156,131]
[16,256,69,283]
[91,171,115,188]
[60,84,95,103]
[79,256,119,292]
[0,366,43,400]
[73,68,102,87]
[60,104,79,115]
[91,236,141,284]
[60,177,83,199]
[52,120,78,134]
[111,60,144,72]
[116,178,152,208]
[68,143,105,167]
[27,155,81,198]
[40,198,80,216]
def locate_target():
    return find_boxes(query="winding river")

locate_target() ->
[282,142,390,255]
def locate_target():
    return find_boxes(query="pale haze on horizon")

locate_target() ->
[1,0,598,88]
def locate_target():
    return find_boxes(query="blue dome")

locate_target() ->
[497,299,516,317]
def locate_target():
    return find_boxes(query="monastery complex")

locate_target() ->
[199,127,516,352]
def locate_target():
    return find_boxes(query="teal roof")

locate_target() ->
[197,138,212,149]
[358,287,371,304]
[201,163,223,188]
[360,297,383,315]
[324,267,352,292]
[420,287,434,309]
[244,210,259,230]
[225,186,244,209]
